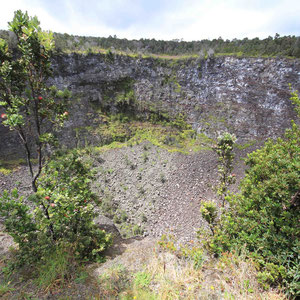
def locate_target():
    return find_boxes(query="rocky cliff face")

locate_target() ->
[1,53,300,158]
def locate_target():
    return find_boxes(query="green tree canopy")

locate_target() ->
[0,10,70,192]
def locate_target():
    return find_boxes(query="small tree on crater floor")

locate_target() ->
[199,132,236,247]
[214,132,236,207]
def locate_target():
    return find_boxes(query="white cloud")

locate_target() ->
[0,0,299,40]
[164,1,272,40]
[0,0,24,29]
[0,0,69,33]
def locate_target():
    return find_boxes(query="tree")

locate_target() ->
[198,132,236,250]
[0,11,111,266]
[214,132,236,207]
[0,10,70,192]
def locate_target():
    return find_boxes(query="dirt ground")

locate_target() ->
[0,141,259,247]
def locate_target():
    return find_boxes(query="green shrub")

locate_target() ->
[209,121,299,296]
[132,225,143,236]
[105,49,114,62]
[204,90,300,297]
[113,214,122,224]
[200,201,218,235]
[120,211,128,222]
[0,150,112,267]
[134,271,152,288]
[160,173,166,183]
[256,263,286,290]
[214,132,236,207]
[0,189,39,266]
[38,150,112,260]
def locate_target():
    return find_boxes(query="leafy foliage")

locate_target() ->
[0,150,112,266]
[214,132,236,207]
[206,93,300,297]
[0,11,111,273]
[3,24,300,58]
[2,10,112,273]
[37,150,112,259]
[0,10,70,192]
[0,189,38,265]
[200,201,218,235]
[0,10,110,265]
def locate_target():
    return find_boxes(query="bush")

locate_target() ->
[200,201,218,235]
[209,121,299,297]
[0,150,112,267]
[202,90,300,297]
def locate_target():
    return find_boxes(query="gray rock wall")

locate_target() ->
[1,53,300,158]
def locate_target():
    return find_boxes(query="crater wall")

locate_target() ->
[1,54,300,158]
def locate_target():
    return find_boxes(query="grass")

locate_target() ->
[0,158,39,175]
[0,167,12,175]
[0,283,15,297]
[234,140,257,150]
[0,158,26,174]
[63,47,199,61]
[62,46,298,61]
[35,246,77,292]
[97,265,130,298]
[92,241,286,300]
[0,245,93,299]
[87,119,214,156]
[0,224,286,299]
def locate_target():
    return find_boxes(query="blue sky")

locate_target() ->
[1,0,299,41]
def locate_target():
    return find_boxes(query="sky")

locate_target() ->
[0,0,299,41]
